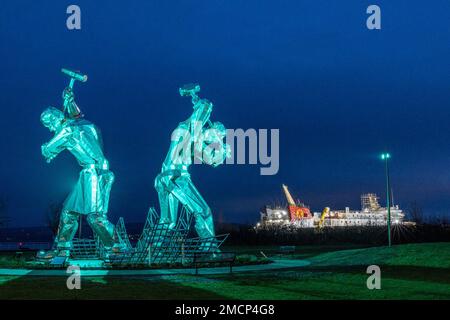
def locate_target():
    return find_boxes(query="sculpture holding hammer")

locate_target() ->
[154,84,231,249]
[38,68,122,259]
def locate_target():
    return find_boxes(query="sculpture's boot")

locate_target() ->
[87,213,115,249]
[36,248,71,260]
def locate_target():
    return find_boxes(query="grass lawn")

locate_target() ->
[0,242,449,299]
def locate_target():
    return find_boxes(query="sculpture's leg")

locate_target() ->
[87,213,115,249]
[156,176,169,224]
[87,169,121,251]
[55,210,79,251]
[168,193,179,228]
[156,175,179,229]
[170,176,216,239]
[96,170,114,214]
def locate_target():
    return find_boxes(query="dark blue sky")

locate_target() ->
[1,1,449,227]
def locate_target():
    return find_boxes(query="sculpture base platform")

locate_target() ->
[68,259,105,268]
[38,209,229,268]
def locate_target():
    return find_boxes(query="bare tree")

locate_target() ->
[436,212,450,226]
[46,202,62,236]
[407,201,424,224]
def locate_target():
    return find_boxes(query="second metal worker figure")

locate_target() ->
[155,84,230,244]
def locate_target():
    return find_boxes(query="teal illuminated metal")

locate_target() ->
[38,73,229,262]
[155,84,230,243]
[60,68,87,119]
[38,69,119,259]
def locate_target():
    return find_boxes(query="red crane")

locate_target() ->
[282,184,312,221]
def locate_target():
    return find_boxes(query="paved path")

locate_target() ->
[0,259,310,277]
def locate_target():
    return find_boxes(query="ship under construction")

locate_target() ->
[257,185,405,229]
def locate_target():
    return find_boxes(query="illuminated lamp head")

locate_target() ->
[41,107,65,132]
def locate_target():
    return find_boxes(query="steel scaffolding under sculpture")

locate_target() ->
[102,207,228,266]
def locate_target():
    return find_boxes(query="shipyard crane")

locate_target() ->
[281,184,312,221]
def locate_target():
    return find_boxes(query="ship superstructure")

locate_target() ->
[257,186,405,229]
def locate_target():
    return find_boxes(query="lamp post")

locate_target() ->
[381,153,391,247]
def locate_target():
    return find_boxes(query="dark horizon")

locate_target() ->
[1,1,450,228]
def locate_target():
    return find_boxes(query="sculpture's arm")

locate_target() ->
[62,87,82,118]
[166,127,192,167]
[189,99,213,142]
[193,120,231,166]
[41,126,72,162]
[180,84,213,140]
[191,99,212,124]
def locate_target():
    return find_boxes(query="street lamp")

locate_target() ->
[381,153,391,247]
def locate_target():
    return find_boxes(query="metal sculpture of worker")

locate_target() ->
[155,84,230,242]
[39,69,118,258]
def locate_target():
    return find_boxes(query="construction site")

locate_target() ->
[256,185,406,230]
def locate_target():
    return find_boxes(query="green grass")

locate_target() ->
[183,242,450,299]
[309,242,450,268]
[223,243,370,260]
[0,252,34,268]
[1,242,449,299]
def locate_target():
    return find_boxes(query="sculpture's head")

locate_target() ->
[40,107,65,132]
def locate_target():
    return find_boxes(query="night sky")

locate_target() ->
[1,1,449,227]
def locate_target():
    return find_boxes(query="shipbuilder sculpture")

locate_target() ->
[155,83,230,244]
[38,69,120,259]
